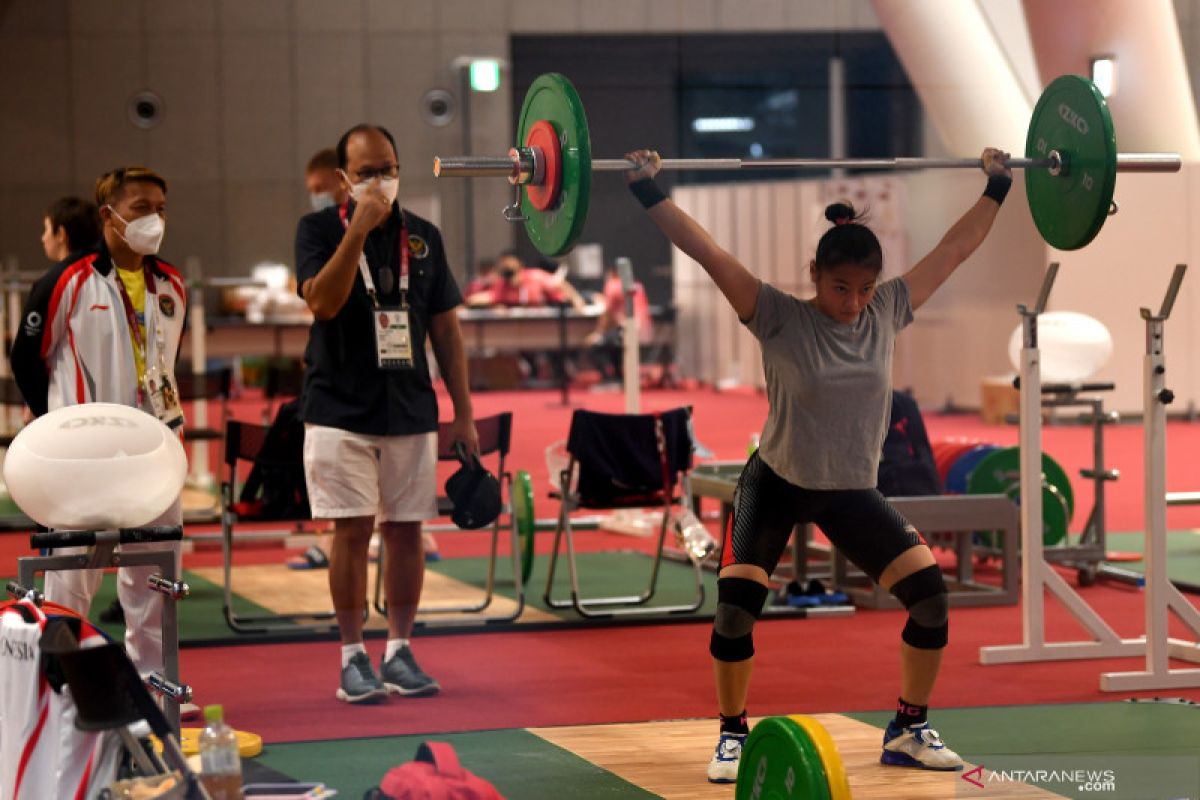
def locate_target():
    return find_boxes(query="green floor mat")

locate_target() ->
[1102,530,1200,583]
[848,702,1200,799]
[428,548,719,620]
[1,569,286,643]
[254,729,657,799]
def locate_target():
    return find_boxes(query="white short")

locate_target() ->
[302,425,438,522]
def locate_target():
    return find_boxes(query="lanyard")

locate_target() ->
[338,202,409,308]
[112,262,159,403]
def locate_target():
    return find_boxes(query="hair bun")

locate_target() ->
[824,202,856,225]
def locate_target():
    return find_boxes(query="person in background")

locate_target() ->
[465,250,587,310]
[40,195,101,263]
[462,256,496,297]
[11,166,187,678]
[585,263,653,382]
[305,147,349,213]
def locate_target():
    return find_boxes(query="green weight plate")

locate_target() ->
[512,470,536,583]
[517,73,592,256]
[735,716,826,800]
[967,447,1073,546]
[1025,74,1117,251]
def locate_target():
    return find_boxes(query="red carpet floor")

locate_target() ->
[186,568,1200,744]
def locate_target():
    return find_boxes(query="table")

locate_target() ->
[690,461,1020,608]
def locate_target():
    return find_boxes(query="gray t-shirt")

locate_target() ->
[745,277,914,490]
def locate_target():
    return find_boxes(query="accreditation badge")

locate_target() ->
[374,307,414,370]
[143,362,185,429]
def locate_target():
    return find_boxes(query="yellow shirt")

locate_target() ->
[116,266,147,381]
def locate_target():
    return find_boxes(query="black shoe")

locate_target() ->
[98,598,125,624]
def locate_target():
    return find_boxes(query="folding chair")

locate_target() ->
[544,406,704,618]
[263,359,304,423]
[372,412,526,625]
[220,418,341,634]
[176,366,233,446]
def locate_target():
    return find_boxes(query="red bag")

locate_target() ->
[372,741,505,800]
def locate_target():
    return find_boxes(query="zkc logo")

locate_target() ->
[1058,103,1090,134]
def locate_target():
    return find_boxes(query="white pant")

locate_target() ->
[42,497,182,677]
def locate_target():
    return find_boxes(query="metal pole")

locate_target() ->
[459,66,475,279]
[434,152,1182,178]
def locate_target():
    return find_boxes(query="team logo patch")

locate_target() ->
[22,311,42,337]
[158,295,176,318]
[407,234,429,259]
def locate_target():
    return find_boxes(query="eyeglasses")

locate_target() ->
[353,164,401,182]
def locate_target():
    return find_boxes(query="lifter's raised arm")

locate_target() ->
[625,150,760,321]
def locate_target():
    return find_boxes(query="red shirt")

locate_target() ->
[481,269,567,307]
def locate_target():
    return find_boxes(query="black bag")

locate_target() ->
[444,441,502,530]
[877,390,940,497]
[237,398,311,520]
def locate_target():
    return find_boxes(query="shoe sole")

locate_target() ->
[384,681,440,697]
[880,750,963,771]
[335,687,388,704]
[707,775,737,784]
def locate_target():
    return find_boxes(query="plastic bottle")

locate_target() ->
[198,704,243,800]
[675,508,717,560]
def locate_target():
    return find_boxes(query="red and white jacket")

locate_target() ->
[10,243,186,417]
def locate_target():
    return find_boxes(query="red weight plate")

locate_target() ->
[524,120,562,212]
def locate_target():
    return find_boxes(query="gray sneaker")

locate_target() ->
[336,652,388,704]
[381,645,440,697]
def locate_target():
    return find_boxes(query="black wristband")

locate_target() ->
[983,174,1013,205]
[628,177,667,209]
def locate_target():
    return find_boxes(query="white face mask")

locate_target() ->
[343,172,400,207]
[310,192,336,212]
[108,207,165,256]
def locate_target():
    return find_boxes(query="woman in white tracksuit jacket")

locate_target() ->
[10,166,186,677]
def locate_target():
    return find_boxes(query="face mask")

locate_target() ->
[109,207,164,256]
[310,192,336,212]
[346,174,400,206]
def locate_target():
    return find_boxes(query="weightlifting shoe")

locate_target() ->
[381,644,440,697]
[706,732,745,783]
[336,652,387,704]
[881,721,963,771]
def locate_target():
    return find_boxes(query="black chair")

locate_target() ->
[39,620,205,798]
[372,412,526,626]
[175,366,233,446]
[263,360,305,422]
[543,406,704,618]
[219,419,341,634]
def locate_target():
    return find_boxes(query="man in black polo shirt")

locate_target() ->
[295,124,478,704]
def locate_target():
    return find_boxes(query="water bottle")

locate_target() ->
[675,508,717,560]
[199,704,243,800]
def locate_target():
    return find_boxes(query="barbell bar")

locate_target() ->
[435,152,1179,179]
[433,72,1183,255]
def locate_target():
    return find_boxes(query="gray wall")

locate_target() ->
[0,0,881,287]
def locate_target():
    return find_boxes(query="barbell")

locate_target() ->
[433,72,1182,256]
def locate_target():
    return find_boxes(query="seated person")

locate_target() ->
[585,264,654,381]
[466,250,587,310]
[463,256,496,297]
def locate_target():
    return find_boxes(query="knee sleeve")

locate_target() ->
[890,565,949,649]
[709,577,769,662]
